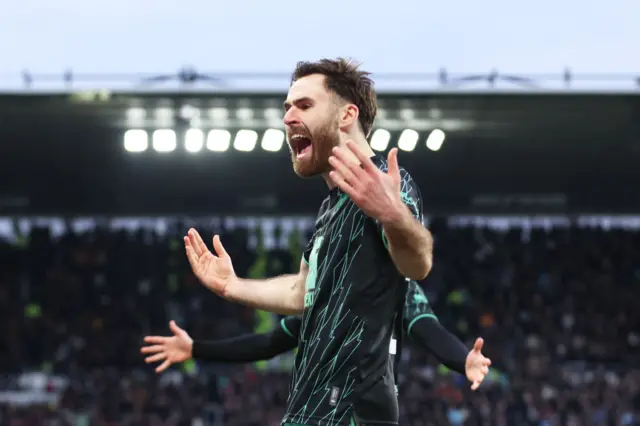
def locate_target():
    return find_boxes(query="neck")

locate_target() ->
[322,136,374,189]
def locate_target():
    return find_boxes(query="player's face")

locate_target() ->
[283,74,341,178]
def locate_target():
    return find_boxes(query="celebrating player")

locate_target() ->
[183,58,433,425]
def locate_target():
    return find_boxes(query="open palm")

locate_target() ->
[184,229,236,296]
[465,338,492,390]
[141,321,193,373]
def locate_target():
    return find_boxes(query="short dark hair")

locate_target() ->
[291,57,377,138]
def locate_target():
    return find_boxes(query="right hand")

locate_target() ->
[184,228,237,296]
[141,321,193,373]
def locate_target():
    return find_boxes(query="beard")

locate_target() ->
[290,116,341,178]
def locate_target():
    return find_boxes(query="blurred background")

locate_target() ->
[1,1,640,425]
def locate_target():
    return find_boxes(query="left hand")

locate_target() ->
[465,338,492,390]
[329,141,403,223]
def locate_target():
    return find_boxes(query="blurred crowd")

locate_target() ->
[0,217,639,426]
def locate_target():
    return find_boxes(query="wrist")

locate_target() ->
[223,276,244,302]
[379,199,409,229]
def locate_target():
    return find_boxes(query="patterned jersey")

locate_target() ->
[282,156,423,426]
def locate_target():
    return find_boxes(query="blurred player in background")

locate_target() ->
[182,58,433,426]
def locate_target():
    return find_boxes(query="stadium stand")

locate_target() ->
[0,218,638,425]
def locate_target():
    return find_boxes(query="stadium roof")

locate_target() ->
[0,92,638,215]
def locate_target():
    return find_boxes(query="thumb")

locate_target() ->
[213,234,228,258]
[473,337,484,352]
[387,148,400,178]
[169,320,185,337]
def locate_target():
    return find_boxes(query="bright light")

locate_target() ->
[236,108,253,121]
[399,109,415,120]
[152,129,177,153]
[206,129,231,152]
[234,129,258,152]
[124,129,148,152]
[209,108,228,121]
[185,128,204,153]
[370,129,391,151]
[426,129,446,151]
[180,105,199,120]
[261,129,285,152]
[398,129,419,152]
[126,108,146,126]
[264,108,282,119]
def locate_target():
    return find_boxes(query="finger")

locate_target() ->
[486,358,492,366]
[345,140,376,172]
[471,381,480,391]
[329,171,358,200]
[145,352,167,363]
[169,320,183,336]
[186,229,202,256]
[140,344,165,353]
[212,235,228,258]
[185,244,201,271]
[156,359,172,373]
[387,148,400,178]
[331,147,367,179]
[473,337,484,352]
[188,229,210,257]
[143,336,168,345]
[482,366,489,375]
[328,156,360,188]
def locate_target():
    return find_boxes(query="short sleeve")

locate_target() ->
[402,281,438,336]
[379,167,424,248]
[280,316,302,339]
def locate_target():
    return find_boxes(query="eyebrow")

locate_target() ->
[283,96,313,110]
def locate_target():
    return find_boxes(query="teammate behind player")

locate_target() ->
[183,58,433,426]
[141,281,491,390]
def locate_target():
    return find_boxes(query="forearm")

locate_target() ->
[382,207,433,280]
[192,329,298,363]
[410,318,468,375]
[226,274,304,315]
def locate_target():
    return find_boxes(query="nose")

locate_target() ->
[283,109,300,127]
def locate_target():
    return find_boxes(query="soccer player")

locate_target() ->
[183,58,433,426]
[142,281,491,390]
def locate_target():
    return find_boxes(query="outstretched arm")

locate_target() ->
[408,317,468,374]
[184,229,307,315]
[142,318,301,372]
[193,327,298,363]
[226,260,307,315]
[409,318,491,390]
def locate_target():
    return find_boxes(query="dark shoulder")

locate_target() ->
[371,156,418,185]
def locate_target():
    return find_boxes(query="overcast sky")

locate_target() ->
[1,0,637,91]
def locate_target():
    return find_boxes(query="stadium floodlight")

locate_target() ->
[126,108,146,127]
[206,129,231,152]
[124,129,148,153]
[261,129,285,152]
[397,129,419,152]
[426,129,446,151]
[208,108,228,121]
[370,129,391,151]
[236,108,253,121]
[152,129,177,153]
[234,129,258,152]
[185,128,204,153]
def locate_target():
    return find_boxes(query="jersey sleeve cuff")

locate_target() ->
[406,313,439,336]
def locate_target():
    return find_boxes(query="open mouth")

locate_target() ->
[289,135,313,159]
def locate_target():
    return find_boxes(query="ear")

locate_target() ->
[338,103,359,131]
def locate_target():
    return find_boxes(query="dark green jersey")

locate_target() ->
[389,280,438,386]
[282,156,423,426]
